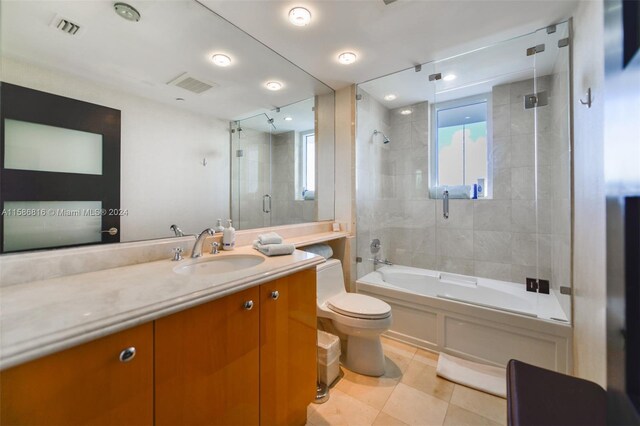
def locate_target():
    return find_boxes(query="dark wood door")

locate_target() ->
[0,82,121,252]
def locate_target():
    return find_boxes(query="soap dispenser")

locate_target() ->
[222,219,236,251]
[214,219,225,234]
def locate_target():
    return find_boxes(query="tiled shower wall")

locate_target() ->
[356,76,571,303]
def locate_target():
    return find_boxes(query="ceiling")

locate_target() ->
[359,20,570,107]
[201,0,579,90]
[0,0,331,121]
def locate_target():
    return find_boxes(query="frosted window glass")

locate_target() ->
[3,201,102,252]
[4,119,103,175]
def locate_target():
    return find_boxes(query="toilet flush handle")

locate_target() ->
[270,290,280,300]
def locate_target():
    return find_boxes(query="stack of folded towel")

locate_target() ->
[252,232,295,256]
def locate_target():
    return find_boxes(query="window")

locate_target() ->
[432,95,490,197]
[297,130,315,199]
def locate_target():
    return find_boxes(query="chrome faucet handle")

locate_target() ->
[171,247,184,261]
[210,242,219,255]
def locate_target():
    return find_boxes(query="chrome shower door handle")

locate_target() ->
[443,190,449,219]
[263,194,272,213]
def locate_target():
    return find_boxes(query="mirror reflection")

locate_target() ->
[0,0,335,253]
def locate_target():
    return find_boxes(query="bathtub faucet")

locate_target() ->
[370,257,393,266]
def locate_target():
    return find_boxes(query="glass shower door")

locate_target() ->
[430,28,540,316]
[532,22,572,322]
[231,114,273,230]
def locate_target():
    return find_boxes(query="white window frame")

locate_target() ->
[296,129,315,200]
[429,93,493,199]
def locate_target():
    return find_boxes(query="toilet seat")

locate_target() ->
[327,293,391,320]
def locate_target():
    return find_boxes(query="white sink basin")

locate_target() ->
[173,254,265,276]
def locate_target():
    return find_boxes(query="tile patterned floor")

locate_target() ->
[307,337,506,426]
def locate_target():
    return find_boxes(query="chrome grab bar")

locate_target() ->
[443,190,449,219]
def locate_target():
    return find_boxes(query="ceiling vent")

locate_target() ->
[167,72,218,94]
[50,15,82,35]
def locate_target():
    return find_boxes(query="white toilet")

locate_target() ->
[316,259,392,377]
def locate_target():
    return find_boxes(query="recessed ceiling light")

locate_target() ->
[265,81,283,91]
[114,3,141,22]
[443,74,457,82]
[338,52,357,65]
[288,7,311,26]
[384,94,397,101]
[465,116,471,119]
[211,54,231,67]
[400,109,412,115]
[284,116,293,121]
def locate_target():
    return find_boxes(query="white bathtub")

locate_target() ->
[357,265,572,373]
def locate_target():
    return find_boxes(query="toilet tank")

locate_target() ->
[316,259,346,304]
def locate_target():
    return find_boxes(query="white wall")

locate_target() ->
[1,56,230,242]
[571,0,607,386]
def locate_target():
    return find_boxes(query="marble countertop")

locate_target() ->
[0,246,324,370]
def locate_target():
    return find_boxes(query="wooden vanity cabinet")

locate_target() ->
[260,268,317,426]
[0,323,153,426]
[0,268,317,426]
[154,286,261,426]
[155,268,317,426]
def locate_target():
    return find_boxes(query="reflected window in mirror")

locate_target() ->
[431,94,491,198]
[298,130,316,200]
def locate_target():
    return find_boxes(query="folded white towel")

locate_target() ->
[253,241,295,256]
[258,232,283,245]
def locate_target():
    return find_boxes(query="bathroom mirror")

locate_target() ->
[0,0,335,253]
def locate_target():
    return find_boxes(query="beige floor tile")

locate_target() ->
[443,404,503,426]
[381,336,418,359]
[413,348,439,367]
[401,359,455,402]
[307,388,380,426]
[450,385,507,425]
[336,367,399,410]
[372,411,409,426]
[384,350,413,379]
[382,383,449,426]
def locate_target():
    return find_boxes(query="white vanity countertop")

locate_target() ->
[0,246,324,370]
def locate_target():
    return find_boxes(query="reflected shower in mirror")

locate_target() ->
[0,0,335,253]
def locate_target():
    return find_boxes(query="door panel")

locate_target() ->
[0,323,153,426]
[155,287,260,426]
[0,82,121,252]
[260,269,317,426]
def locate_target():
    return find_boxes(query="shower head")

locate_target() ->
[373,129,391,144]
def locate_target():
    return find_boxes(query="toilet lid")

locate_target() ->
[327,293,391,319]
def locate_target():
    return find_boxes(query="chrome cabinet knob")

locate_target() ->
[270,290,279,300]
[119,347,136,363]
[243,300,254,310]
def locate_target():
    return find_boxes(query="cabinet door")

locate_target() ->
[260,269,317,426]
[0,323,153,426]
[155,287,260,426]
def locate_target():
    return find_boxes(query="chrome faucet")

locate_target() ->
[370,256,393,267]
[191,228,215,258]
[170,224,185,237]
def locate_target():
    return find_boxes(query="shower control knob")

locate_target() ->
[270,290,279,300]
[243,300,254,311]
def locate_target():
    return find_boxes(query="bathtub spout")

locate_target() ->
[370,257,393,266]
